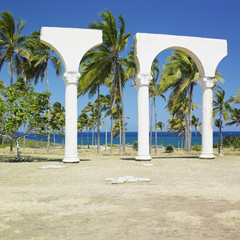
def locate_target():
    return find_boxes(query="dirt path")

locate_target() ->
[0,154,240,239]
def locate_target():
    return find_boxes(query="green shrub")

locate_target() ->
[165,145,174,153]
[213,143,218,148]
[191,144,201,151]
[107,143,117,147]
[132,141,138,151]
[222,136,240,149]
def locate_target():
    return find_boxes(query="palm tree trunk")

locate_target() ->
[154,97,157,154]
[195,126,197,145]
[87,128,89,149]
[117,61,125,153]
[62,128,64,148]
[119,118,122,154]
[46,64,50,153]
[178,135,180,148]
[53,132,55,147]
[150,98,153,153]
[185,115,188,151]
[218,112,222,154]
[105,116,107,151]
[10,62,13,152]
[187,84,193,152]
[110,108,113,154]
[92,127,94,148]
[181,134,184,149]
[81,130,83,147]
[97,85,100,154]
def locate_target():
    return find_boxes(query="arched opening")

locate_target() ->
[147,48,204,155]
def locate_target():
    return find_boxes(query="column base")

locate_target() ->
[63,157,80,163]
[135,155,152,161]
[199,153,215,159]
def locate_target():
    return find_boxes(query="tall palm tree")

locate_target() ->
[149,58,160,154]
[0,11,29,86]
[26,30,62,152]
[79,60,106,153]
[160,50,223,152]
[213,90,231,154]
[80,10,130,153]
[191,115,202,145]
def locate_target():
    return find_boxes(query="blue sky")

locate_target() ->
[0,0,239,131]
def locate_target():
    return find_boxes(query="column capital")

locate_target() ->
[63,72,81,85]
[198,77,217,89]
[135,73,152,86]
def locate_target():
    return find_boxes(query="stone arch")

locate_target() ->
[134,33,227,160]
[40,27,102,163]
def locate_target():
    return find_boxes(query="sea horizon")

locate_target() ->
[24,131,240,148]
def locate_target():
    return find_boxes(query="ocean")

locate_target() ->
[25,131,240,148]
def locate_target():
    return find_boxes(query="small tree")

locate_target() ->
[0,79,50,160]
[50,102,65,147]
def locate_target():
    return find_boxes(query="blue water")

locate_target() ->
[25,131,240,148]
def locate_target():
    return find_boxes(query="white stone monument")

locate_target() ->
[134,33,227,160]
[40,27,102,163]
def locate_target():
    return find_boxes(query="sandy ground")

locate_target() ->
[0,147,240,240]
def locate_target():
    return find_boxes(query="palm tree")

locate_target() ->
[0,11,29,86]
[80,10,130,153]
[231,89,240,104]
[213,90,231,154]
[149,58,160,154]
[156,121,165,147]
[78,112,89,148]
[26,30,62,152]
[226,108,240,128]
[51,102,65,147]
[160,50,223,152]
[0,11,29,151]
[191,115,202,145]
[167,115,185,149]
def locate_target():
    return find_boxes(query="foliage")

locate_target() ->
[165,144,174,153]
[113,119,127,138]
[191,144,201,151]
[79,10,130,153]
[132,141,138,151]
[213,90,231,154]
[222,136,240,149]
[226,108,240,128]
[0,10,29,86]
[0,78,50,160]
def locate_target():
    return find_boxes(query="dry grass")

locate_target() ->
[0,147,240,239]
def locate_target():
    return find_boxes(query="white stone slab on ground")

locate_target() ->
[39,165,67,169]
[106,176,150,184]
[142,163,154,167]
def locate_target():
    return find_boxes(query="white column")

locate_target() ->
[135,73,152,161]
[198,77,217,159]
[62,72,80,163]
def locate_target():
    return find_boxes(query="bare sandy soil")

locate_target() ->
[0,148,240,240]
